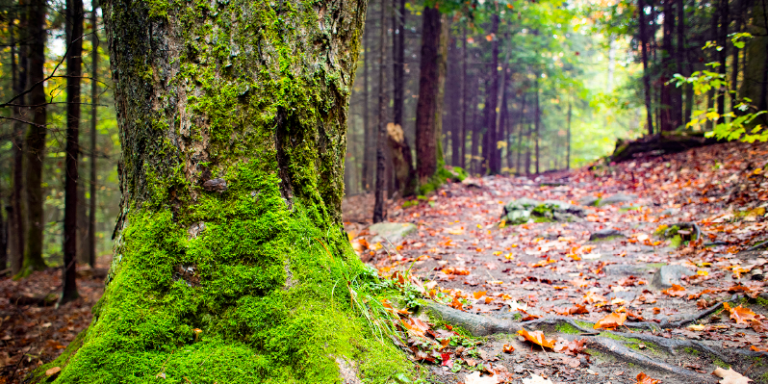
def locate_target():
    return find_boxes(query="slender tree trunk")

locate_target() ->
[729,0,741,112]
[675,0,685,126]
[373,0,388,223]
[534,77,540,175]
[566,101,571,170]
[415,6,444,184]
[460,26,467,169]
[56,0,399,379]
[706,4,718,131]
[640,0,654,135]
[392,0,404,128]
[10,7,27,275]
[21,0,49,277]
[61,0,85,304]
[484,14,501,175]
[362,24,372,191]
[717,0,729,124]
[516,94,526,176]
[525,122,531,177]
[88,1,99,267]
[660,0,677,131]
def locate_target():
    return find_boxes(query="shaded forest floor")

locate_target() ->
[347,141,768,384]
[1,141,766,384]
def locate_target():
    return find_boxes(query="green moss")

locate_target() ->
[645,263,667,269]
[574,320,593,329]
[713,358,730,369]
[51,168,412,383]
[756,297,768,309]
[599,332,658,352]
[684,347,700,356]
[556,322,581,335]
[670,235,684,248]
[589,235,624,242]
[512,313,523,321]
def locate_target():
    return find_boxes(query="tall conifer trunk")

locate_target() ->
[639,0,654,135]
[484,14,500,175]
[88,1,100,267]
[21,0,49,276]
[61,0,85,304]
[10,6,27,275]
[43,0,414,381]
[373,0,388,222]
[415,6,444,184]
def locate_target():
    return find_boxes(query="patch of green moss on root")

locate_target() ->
[555,322,581,335]
[47,168,412,384]
[599,332,658,353]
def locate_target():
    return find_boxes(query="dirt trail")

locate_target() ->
[348,141,768,384]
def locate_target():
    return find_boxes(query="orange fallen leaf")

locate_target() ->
[503,344,515,353]
[473,291,487,299]
[636,372,661,384]
[662,284,686,297]
[517,329,556,349]
[593,312,627,330]
[724,303,758,325]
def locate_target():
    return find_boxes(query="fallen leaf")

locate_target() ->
[636,372,661,384]
[45,367,61,376]
[522,374,554,384]
[713,367,752,384]
[594,312,627,330]
[517,329,556,349]
[662,284,686,297]
[503,344,515,353]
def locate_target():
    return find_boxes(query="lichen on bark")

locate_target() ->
[38,0,413,382]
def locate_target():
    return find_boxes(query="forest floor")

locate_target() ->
[346,141,768,384]
[1,141,766,384]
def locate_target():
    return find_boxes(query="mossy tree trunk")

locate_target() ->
[44,0,412,381]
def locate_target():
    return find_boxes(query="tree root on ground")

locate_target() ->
[422,302,765,381]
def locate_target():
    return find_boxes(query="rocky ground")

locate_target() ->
[346,141,768,384]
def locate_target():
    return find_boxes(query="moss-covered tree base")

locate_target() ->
[36,168,412,383]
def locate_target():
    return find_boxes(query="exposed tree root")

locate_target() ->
[422,302,766,381]
[576,336,713,381]
[623,303,724,330]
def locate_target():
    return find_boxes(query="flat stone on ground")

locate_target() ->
[589,229,625,241]
[652,264,695,288]
[369,222,417,245]
[598,193,638,206]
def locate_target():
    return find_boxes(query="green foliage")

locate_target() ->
[671,35,768,143]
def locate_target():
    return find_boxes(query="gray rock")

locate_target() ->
[589,229,625,241]
[598,193,638,206]
[502,198,585,225]
[578,196,600,207]
[607,290,637,302]
[652,264,695,288]
[369,222,417,245]
[604,264,645,276]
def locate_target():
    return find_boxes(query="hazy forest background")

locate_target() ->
[0,0,766,284]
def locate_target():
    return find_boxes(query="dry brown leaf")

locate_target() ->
[713,367,752,384]
[662,284,686,297]
[45,367,61,376]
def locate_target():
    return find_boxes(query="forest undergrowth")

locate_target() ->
[1,141,767,384]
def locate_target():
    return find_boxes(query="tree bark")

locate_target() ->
[387,0,415,197]
[460,25,467,169]
[484,14,501,175]
[534,76,540,175]
[88,1,99,267]
[639,0,655,135]
[739,0,767,123]
[415,6,444,184]
[566,101,571,170]
[675,0,686,126]
[516,94,526,175]
[10,6,27,275]
[61,0,85,304]
[48,0,411,380]
[373,0,388,223]
[717,0,728,124]
[362,20,372,191]
[660,0,681,131]
[21,0,49,277]
[730,0,741,113]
